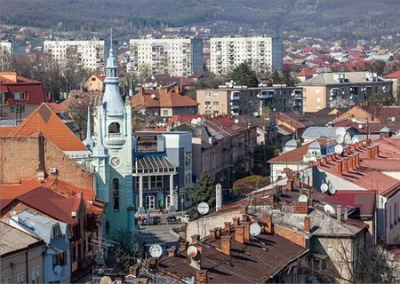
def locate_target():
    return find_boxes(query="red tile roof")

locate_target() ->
[131,87,199,108]
[384,70,400,79]
[320,190,376,216]
[7,103,88,151]
[46,102,66,114]
[362,159,400,170]
[0,180,41,200]
[297,68,315,76]
[168,114,205,126]
[14,187,79,225]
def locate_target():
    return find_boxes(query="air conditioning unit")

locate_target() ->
[49,167,57,174]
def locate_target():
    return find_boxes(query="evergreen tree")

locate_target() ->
[186,171,215,220]
[227,62,259,87]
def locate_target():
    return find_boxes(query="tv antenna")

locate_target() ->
[320,183,328,193]
[324,204,336,216]
[149,244,163,258]
[249,222,262,236]
[197,202,209,215]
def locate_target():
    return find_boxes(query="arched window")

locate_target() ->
[109,122,120,134]
[113,178,119,211]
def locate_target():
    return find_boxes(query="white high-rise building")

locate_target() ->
[210,36,283,75]
[129,38,203,76]
[43,39,110,70]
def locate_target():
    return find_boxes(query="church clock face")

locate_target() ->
[110,157,121,168]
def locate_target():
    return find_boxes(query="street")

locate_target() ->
[138,224,182,258]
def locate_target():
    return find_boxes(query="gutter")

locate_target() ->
[269,249,310,279]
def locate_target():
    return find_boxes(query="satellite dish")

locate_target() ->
[149,244,163,258]
[329,185,336,195]
[352,136,359,144]
[334,144,343,154]
[358,124,363,129]
[234,119,239,124]
[249,222,262,236]
[53,265,62,274]
[191,118,198,125]
[197,202,209,215]
[253,112,259,116]
[100,276,112,284]
[336,134,344,144]
[324,204,336,216]
[187,245,198,258]
[151,94,156,99]
[391,117,396,122]
[298,194,308,203]
[344,133,352,144]
[335,127,346,136]
[197,117,202,122]
[320,183,328,193]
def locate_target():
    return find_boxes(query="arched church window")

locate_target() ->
[113,178,120,211]
[109,122,120,134]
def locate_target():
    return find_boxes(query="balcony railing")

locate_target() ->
[230,92,241,100]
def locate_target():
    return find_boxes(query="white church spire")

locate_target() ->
[102,28,125,117]
[83,106,94,150]
[92,110,108,157]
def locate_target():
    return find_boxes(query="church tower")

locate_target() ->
[93,31,135,238]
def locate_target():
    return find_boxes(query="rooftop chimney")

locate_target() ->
[263,215,273,234]
[220,236,232,256]
[348,155,353,171]
[167,246,176,257]
[214,227,222,238]
[342,158,348,173]
[336,160,342,175]
[241,214,249,223]
[304,216,311,233]
[195,270,208,284]
[129,265,141,277]
[337,205,342,222]
[367,147,373,159]
[209,229,216,239]
[358,141,363,148]
[235,225,245,244]
[355,153,360,168]
[191,235,200,245]
[179,242,188,252]
[232,217,240,227]
[316,158,321,167]
[224,222,231,232]
[242,222,250,241]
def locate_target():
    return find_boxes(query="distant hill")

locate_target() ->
[1,0,399,41]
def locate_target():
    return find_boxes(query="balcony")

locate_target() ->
[106,133,126,149]
[230,91,241,100]
[230,102,239,110]
[291,89,303,99]
[258,90,275,99]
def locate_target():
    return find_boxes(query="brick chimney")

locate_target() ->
[373,144,378,158]
[191,235,200,245]
[179,242,188,252]
[308,161,314,167]
[316,158,321,167]
[209,229,216,239]
[287,179,294,191]
[367,147,373,159]
[220,236,232,256]
[241,214,249,222]
[242,222,250,241]
[224,222,231,232]
[347,155,353,171]
[195,270,208,284]
[214,227,222,238]
[327,154,332,162]
[263,215,273,234]
[232,217,240,227]
[355,153,360,168]
[304,216,311,233]
[321,156,327,165]
[358,141,363,148]
[342,158,348,173]
[235,225,245,244]
[129,265,141,277]
[305,189,313,207]
[167,246,176,257]
[336,160,342,175]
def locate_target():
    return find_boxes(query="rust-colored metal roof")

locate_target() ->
[160,232,307,283]
[7,103,87,151]
[131,87,198,108]
[0,126,16,136]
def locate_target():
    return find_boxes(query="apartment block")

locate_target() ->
[196,86,303,116]
[210,36,283,75]
[299,72,393,112]
[129,38,203,76]
[43,39,117,70]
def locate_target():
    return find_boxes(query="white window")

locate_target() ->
[3,277,10,284]
[17,271,25,284]
[13,92,26,100]
[316,97,321,102]
[213,92,219,97]
[32,266,40,283]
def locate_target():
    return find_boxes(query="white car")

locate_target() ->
[177,214,190,223]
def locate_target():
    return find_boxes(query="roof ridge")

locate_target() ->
[7,103,51,136]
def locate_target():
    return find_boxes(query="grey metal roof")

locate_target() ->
[133,156,177,174]
[298,71,388,86]
[10,210,69,246]
[0,221,42,256]
[302,127,352,139]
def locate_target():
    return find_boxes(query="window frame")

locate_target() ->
[113,178,120,211]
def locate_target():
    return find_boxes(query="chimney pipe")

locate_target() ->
[263,215,273,234]
[191,235,200,245]
[304,216,311,233]
[209,229,216,239]
[167,246,176,257]
[179,242,188,252]
[358,141,363,148]
[367,147,373,159]
[220,236,232,256]
[242,222,250,241]
[336,160,342,175]
[195,270,208,284]
[337,205,342,222]
[342,158,348,173]
[235,225,245,244]
[232,217,240,227]
[214,227,222,238]
[348,155,353,171]
[224,222,231,232]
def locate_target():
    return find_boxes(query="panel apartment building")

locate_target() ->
[43,39,117,71]
[129,38,203,77]
[210,36,283,75]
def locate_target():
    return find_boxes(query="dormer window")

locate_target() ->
[13,92,26,100]
[52,225,61,238]
[109,122,120,133]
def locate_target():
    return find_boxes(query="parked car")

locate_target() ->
[166,216,177,223]
[177,214,190,223]
[152,216,162,225]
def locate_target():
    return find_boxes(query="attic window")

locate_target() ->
[91,77,96,81]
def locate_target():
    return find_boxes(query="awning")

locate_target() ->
[133,156,177,175]
[49,237,69,252]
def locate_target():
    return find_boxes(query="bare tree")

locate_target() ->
[131,104,159,130]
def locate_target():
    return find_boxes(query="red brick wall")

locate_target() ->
[0,137,93,189]
[274,224,306,248]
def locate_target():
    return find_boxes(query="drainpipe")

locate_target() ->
[25,249,29,283]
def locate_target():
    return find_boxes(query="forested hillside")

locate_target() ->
[1,0,399,40]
